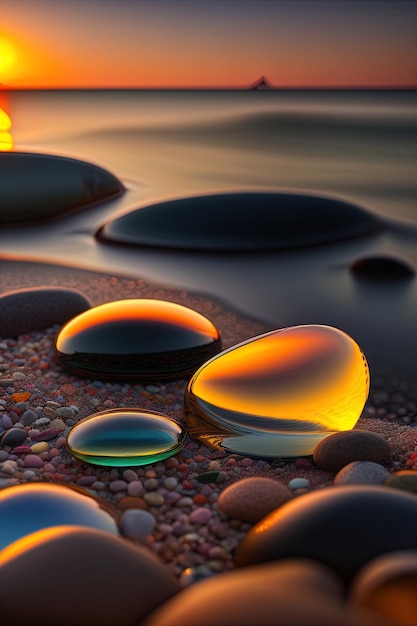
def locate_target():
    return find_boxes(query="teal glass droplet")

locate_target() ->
[66,408,187,467]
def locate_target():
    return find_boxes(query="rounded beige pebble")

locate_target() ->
[0,525,179,626]
[217,477,293,523]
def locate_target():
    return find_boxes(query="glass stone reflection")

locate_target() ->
[0,483,118,551]
[54,299,221,381]
[66,408,187,467]
[184,325,370,458]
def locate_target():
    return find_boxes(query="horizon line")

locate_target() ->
[2,85,417,92]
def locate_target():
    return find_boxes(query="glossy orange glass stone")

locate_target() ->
[54,299,221,381]
[184,325,369,458]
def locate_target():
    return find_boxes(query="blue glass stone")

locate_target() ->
[0,483,119,551]
[66,408,187,467]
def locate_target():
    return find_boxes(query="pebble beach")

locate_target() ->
[0,258,417,625]
[1,87,417,624]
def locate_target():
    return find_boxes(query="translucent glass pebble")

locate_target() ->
[184,325,369,458]
[96,192,380,252]
[0,483,118,551]
[66,408,187,467]
[54,299,221,381]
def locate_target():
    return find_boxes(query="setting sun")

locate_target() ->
[0,33,18,77]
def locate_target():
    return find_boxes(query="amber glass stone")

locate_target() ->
[54,299,221,381]
[184,324,369,458]
[66,408,186,467]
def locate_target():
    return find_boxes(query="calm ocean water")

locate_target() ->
[1,90,417,379]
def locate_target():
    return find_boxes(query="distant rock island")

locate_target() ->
[249,76,273,90]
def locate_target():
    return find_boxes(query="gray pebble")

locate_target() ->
[33,417,51,427]
[120,509,156,542]
[55,407,75,419]
[333,461,391,485]
[21,410,38,426]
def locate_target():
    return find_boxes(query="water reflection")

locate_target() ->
[0,93,14,151]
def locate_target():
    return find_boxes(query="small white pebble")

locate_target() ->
[33,417,50,427]
[288,477,311,490]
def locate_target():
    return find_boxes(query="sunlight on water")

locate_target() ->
[0,100,13,151]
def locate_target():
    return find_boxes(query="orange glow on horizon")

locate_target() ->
[2,2,416,89]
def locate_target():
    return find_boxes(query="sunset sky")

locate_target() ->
[1,0,416,89]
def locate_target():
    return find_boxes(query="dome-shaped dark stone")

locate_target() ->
[54,299,221,381]
[235,485,417,587]
[97,192,381,252]
[0,153,124,225]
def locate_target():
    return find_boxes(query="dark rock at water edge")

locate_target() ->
[0,287,91,338]
[97,192,382,252]
[350,255,415,280]
[235,485,417,587]
[0,152,124,225]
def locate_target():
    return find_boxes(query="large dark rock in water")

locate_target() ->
[96,192,382,252]
[0,152,124,225]
[235,485,417,587]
